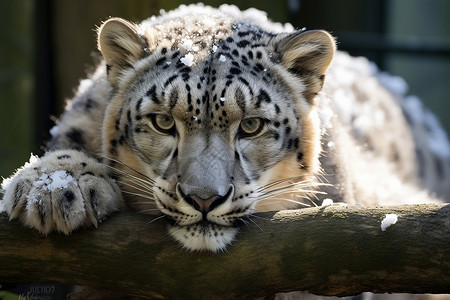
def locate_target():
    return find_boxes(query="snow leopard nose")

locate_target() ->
[179,185,233,214]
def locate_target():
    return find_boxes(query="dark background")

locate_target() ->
[1,0,449,179]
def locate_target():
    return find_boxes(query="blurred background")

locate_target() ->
[1,0,449,179]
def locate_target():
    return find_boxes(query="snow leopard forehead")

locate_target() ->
[114,9,301,134]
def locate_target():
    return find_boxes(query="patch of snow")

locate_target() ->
[33,170,77,192]
[180,53,194,67]
[192,45,199,52]
[166,61,172,66]
[192,116,198,121]
[381,214,398,231]
[219,55,227,62]
[220,97,227,102]
[47,171,76,191]
[212,45,218,53]
[181,39,193,50]
[321,198,334,206]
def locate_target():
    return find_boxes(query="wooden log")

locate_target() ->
[0,204,449,299]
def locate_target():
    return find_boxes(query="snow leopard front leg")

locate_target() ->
[1,65,124,234]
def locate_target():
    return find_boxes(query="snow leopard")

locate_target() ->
[2,4,449,252]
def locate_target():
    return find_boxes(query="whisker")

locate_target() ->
[148,214,166,224]
[121,190,156,201]
[245,216,263,232]
[106,164,155,187]
[258,180,318,195]
[118,173,154,187]
[256,187,326,201]
[103,157,155,184]
[256,175,321,192]
[257,181,329,199]
[257,198,311,208]
[127,201,158,205]
[238,217,251,229]
[256,176,312,192]
[247,213,270,221]
[138,208,162,213]
[118,180,154,195]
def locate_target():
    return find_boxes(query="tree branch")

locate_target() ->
[1,204,449,299]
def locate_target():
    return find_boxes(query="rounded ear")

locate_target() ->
[277,30,336,102]
[98,18,148,81]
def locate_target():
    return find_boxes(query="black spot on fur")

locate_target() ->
[155,57,166,66]
[164,75,178,87]
[81,171,95,177]
[172,51,180,59]
[237,40,250,48]
[127,110,132,123]
[297,152,303,161]
[230,67,241,75]
[63,190,76,203]
[66,129,84,148]
[85,98,96,111]
[146,85,160,104]
[285,127,291,135]
[57,154,71,160]
[136,98,143,111]
[274,104,280,114]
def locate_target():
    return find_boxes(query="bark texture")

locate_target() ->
[1,204,449,299]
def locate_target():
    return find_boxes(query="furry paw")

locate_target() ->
[1,150,123,234]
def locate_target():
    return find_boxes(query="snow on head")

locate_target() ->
[181,39,193,50]
[219,55,227,62]
[381,214,398,231]
[180,53,194,66]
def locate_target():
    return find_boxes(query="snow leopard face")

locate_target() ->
[99,9,334,251]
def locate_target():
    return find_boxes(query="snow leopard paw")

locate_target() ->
[1,150,124,234]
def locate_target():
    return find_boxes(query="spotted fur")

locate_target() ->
[2,4,449,252]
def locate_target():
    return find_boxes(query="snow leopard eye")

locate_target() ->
[150,114,176,135]
[239,118,264,137]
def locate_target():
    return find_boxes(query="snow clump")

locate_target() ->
[321,198,334,206]
[33,170,77,192]
[380,214,398,231]
[180,53,194,66]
